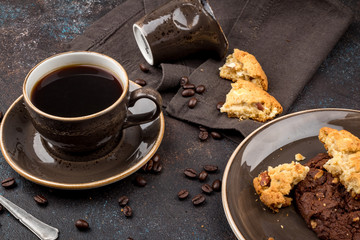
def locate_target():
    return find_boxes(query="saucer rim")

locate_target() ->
[0,85,165,190]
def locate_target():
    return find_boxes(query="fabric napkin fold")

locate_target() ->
[66,0,353,139]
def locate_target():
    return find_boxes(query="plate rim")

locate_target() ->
[0,86,165,190]
[221,108,360,240]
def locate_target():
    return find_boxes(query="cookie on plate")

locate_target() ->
[253,161,309,212]
[219,49,268,91]
[319,127,360,195]
[220,80,282,122]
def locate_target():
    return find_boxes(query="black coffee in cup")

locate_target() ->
[30,65,123,117]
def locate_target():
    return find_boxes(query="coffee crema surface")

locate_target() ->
[31,65,123,117]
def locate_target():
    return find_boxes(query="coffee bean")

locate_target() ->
[0,204,4,213]
[152,154,160,163]
[210,131,222,140]
[183,83,195,89]
[199,126,207,132]
[135,176,147,187]
[188,97,197,109]
[146,159,154,172]
[33,195,48,206]
[180,76,189,86]
[192,194,206,206]
[199,130,209,141]
[184,168,197,178]
[1,177,16,189]
[152,162,163,173]
[134,78,147,86]
[198,170,208,181]
[203,165,218,173]
[212,179,221,192]
[123,205,133,217]
[118,196,129,207]
[195,85,206,94]
[75,219,89,230]
[201,184,213,194]
[139,63,149,73]
[178,189,189,199]
[182,89,195,97]
[216,101,224,110]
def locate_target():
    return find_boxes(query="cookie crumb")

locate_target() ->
[295,153,306,161]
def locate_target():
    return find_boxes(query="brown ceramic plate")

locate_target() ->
[0,81,165,190]
[222,109,360,240]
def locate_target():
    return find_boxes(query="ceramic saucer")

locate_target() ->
[0,82,165,190]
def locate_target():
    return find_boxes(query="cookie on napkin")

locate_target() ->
[220,80,283,122]
[219,49,268,91]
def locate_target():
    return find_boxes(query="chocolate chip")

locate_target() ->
[178,189,189,199]
[75,219,89,231]
[139,63,149,73]
[134,78,147,86]
[198,171,208,182]
[33,195,48,206]
[210,131,222,140]
[183,83,196,89]
[259,171,271,187]
[118,196,129,207]
[216,101,224,111]
[199,130,209,141]
[212,179,221,192]
[188,97,197,109]
[1,177,16,189]
[201,184,213,194]
[195,85,206,94]
[192,194,206,206]
[180,76,189,86]
[182,89,195,97]
[184,168,197,178]
[256,102,264,111]
[203,165,218,173]
[123,205,133,217]
[135,176,147,187]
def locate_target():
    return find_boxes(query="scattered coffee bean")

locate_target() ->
[198,170,208,182]
[180,76,189,86]
[203,165,218,173]
[152,162,163,173]
[195,85,206,94]
[256,102,264,111]
[184,168,197,178]
[182,89,195,97]
[210,131,222,140]
[33,195,48,206]
[146,159,154,172]
[139,63,149,73]
[152,154,160,163]
[201,184,213,194]
[118,196,129,207]
[135,176,147,187]
[199,126,207,132]
[192,194,206,206]
[178,189,189,199]
[216,101,224,110]
[212,179,221,192]
[75,219,89,231]
[0,204,3,213]
[1,177,16,189]
[183,83,195,89]
[123,205,133,217]
[188,97,197,109]
[199,130,209,141]
[134,78,147,86]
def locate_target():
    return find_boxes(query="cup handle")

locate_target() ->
[123,87,162,128]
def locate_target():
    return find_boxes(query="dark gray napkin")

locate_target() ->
[67,0,352,138]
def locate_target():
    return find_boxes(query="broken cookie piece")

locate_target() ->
[220,80,282,122]
[253,161,309,212]
[319,127,360,195]
[219,49,268,91]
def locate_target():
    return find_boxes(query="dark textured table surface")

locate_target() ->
[0,1,359,239]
